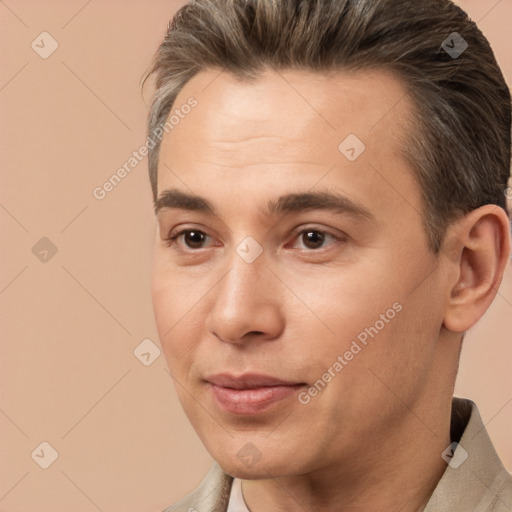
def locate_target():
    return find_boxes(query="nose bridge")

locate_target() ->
[206,242,283,343]
[218,244,269,314]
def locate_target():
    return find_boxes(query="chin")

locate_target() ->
[220,462,270,480]
[208,442,306,480]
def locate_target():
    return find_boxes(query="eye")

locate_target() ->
[164,227,345,253]
[165,229,215,250]
[289,229,342,251]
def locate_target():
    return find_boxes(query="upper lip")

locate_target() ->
[205,373,303,389]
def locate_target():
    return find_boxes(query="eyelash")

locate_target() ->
[164,227,345,253]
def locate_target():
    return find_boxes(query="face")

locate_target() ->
[151,68,451,478]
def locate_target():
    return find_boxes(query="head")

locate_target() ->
[145,0,511,479]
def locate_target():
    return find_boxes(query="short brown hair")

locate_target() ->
[143,0,511,252]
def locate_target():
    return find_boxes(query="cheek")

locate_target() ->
[151,254,202,330]
[151,273,175,342]
[151,265,200,369]
[290,271,400,354]
[336,284,443,408]
[286,257,434,394]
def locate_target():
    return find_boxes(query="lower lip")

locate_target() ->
[208,383,304,415]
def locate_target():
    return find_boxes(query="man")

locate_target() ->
[143,0,512,510]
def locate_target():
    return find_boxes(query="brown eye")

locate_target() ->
[301,230,326,249]
[165,229,213,250]
[290,229,340,251]
[182,230,207,249]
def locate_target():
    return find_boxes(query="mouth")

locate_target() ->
[204,373,306,415]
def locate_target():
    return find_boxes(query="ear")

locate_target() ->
[442,205,511,333]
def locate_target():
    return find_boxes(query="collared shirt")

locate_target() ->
[163,397,512,512]
[226,477,248,512]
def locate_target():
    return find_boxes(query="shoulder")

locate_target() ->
[489,471,512,512]
[162,462,234,512]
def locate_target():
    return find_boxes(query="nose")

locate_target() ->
[204,248,285,345]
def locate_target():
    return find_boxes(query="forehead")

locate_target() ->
[156,67,420,220]
[168,67,410,134]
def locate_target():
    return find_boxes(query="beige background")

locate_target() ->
[0,1,511,511]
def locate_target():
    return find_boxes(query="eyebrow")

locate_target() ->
[154,188,375,221]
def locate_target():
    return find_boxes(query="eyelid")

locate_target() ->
[286,226,347,251]
[165,226,217,249]
[165,225,348,254]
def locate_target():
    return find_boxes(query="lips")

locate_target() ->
[205,373,305,415]
[206,373,301,389]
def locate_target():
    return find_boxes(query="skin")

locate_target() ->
[151,68,511,512]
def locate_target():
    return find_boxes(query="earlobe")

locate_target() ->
[443,205,511,333]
